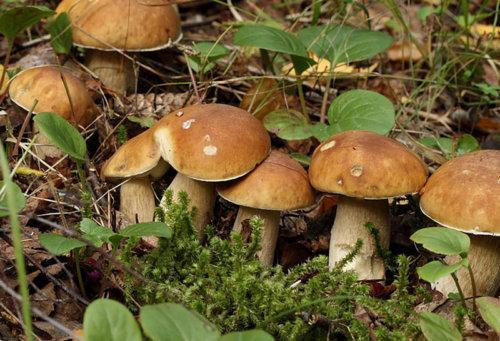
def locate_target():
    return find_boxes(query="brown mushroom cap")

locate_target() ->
[101,128,168,181]
[420,150,500,235]
[56,0,181,51]
[9,66,98,127]
[309,130,428,198]
[154,103,271,181]
[217,150,315,210]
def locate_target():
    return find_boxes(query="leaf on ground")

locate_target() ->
[419,312,461,341]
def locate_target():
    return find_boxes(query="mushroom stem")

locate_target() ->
[233,207,280,266]
[435,234,500,297]
[86,50,134,95]
[329,196,390,280]
[163,173,216,237]
[120,177,155,224]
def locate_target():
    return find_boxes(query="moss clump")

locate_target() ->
[121,191,419,339]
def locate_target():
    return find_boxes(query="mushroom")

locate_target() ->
[154,103,271,236]
[101,128,168,224]
[308,131,428,280]
[8,65,98,158]
[217,150,315,265]
[56,0,181,94]
[420,150,500,297]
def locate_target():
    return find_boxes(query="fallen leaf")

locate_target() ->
[387,40,423,62]
[32,282,56,316]
[240,78,283,121]
[0,64,9,95]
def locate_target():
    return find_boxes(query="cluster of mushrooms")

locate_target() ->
[5,0,498,302]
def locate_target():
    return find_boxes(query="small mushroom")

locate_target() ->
[101,128,168,225]
[56,0,181,94]
[217,150,315,265]
[8,65,98,158]
[154,103,271,236]
[309,131,428,280]
[420,150,500,297]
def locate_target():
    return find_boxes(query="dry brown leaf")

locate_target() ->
[240,78,283,121]
[387,40,423,62]
[32,282,56,316]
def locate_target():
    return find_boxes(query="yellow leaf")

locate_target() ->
[470,24,499,39]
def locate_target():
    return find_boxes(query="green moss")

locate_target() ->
[121,191,419,339]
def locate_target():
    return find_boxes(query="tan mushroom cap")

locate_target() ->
[9,66,98,127]
[217,150,315,211]
[154,103,271,181]
[101,128,168,181]
[56,0,181,51]
[309,130,428,198]
[420,150,500,235]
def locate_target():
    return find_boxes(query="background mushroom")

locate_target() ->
[154,103,271,236]
[56,0,181,94]
[101,128,168,225]
[217,150,315,265]
[308,130,428,280]
[420,150,500,297]
[8,65,98,159]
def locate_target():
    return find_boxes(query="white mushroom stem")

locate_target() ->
[435,234,500,297]
[329,196,390,280]
[120,177,155,224]
[162,173,216,238]
[233,207,281,266]
[86,50,135,95]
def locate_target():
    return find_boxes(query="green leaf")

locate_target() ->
[220,330,275,341]
[120,222,172,239]
[309,123,331,141]
[233,25,309,58]
[0,181,26,217]
[290,153,310,166]
[127,115,156,128]
[327,90,395,135]
[187,42,229,74]
[83,299,141,341]
[298,25,393,64]
[419,135,479,160]
[477,297,500,333]
[38,233,86,255]
[419,312,461,341]
[0,6,54,41]
[79,218,116,243]
[410,227,470,255]
[45,12,72,54]
[140,303,220,341]
[455,134,480,156]
[33,112,87,162]
[263,110,313,140]
[416,260,466,283]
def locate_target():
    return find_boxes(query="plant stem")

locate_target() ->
[73,249,86,297]
[466,264,477,313]
[296,76,308,116]
[0,140,33,341]
[260,49,274,75]
[450,271,467,310]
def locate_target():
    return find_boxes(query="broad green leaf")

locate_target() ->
[477,297,500,333]
[298,25,393,64]
[140,303,220,341]
[263,110,313,140]
[120,222,172,239]
[0,181,26,217]
[455,134,480,156]
[220,330,275,341]
[233,25,309,58]
[45,12,72,54]
[309,123,331,141]
[290,153,310,166]
[38,233,86,255]
[0,6,54,41]
[79,218,116,244]
[33,112,87,161]
[327,90,395,135]
[410,227,470,255]
[83,299,141,341]
[416,260,466,283]
[419,312,461,341]
[419,135,479,160]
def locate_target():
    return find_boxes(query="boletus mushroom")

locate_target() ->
[309,130,428,280]
[154,103,271,236]
[101,128,168,225]
[217,150,315,265]
[8,65,98,158]
[56,0,181,94]
[420,150,500,297]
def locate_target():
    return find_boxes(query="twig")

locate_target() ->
[12,100,38,157]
